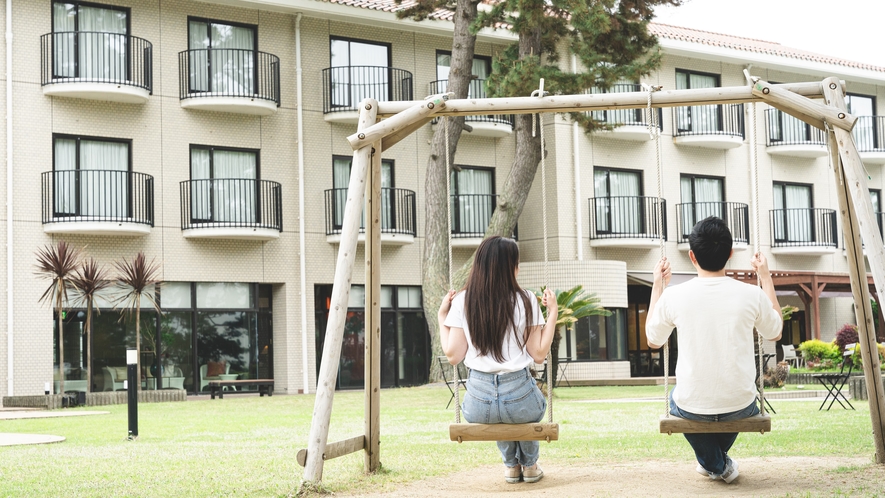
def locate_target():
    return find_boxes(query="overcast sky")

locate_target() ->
[654,0,885,68]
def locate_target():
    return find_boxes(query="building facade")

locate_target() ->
[1,0,883,398]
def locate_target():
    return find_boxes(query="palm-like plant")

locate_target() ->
[35,241,82,395]
[114,252,162,388]
[69,258,112,393]
[535,285,611,387]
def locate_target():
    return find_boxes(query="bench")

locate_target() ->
[208,379,274,399]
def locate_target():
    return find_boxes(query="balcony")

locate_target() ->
[588,196,666,248]
[41,170,153,236]
[324,188,417,245]
[322,66,413,124]
[770,208,837,255]
[449,194,518,248]
[853,116,885,164]
[765,109,827,158]
[675,202,749,252]
[428,80,513,138]
[180,179,282,240]
[178,49,280,115]
[41,32,152,104]
[673,104,744,149]
[589,84,663,141]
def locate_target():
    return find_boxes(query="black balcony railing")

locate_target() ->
[853,116,885,153]
[450,194,499,238]
[41,32,152,92]
[178,49,280,106]
[589,83,663,129]
[675,202,749,244]
[765,109,826,146]
[428,79,513,127]
[322,66,413,114]
[770,208,837,248]
[588,196,666,240]
[674,103,744,138]
[324,187,417,236]
[42,170,153,226]
[180,179,282,231]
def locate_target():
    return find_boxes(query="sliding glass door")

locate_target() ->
[190,146,258,223]
[188,19,256,95]
[52,1,128,80]
[53,135,130,218]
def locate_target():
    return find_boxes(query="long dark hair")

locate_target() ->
[464,236,534,362]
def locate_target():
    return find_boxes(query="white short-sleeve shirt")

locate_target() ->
[646,276,782,414]
[444,290,545,374]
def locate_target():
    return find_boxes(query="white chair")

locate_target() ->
[782,344,801,368]
[102,366,127,391]
[199,362,231,392]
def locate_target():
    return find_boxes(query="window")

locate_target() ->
[560,309,627,361]
[871,189,881,214]
[314,284,428,389]
[330,37,391,108]
[53,135,131,218]
[52,1,129,80]
[593,167,643,234]
[436,51,491,97]
[189,145,259,223]
[331,156,394,230]
[680,175,724,235]
[187,18,257,94]
[451,167,495,235]
[773,182,813,242]
[675,69,720,132]
[591,80,647,125]
[847,93,879,149]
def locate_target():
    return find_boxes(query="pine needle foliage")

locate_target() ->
[34,240,83,395]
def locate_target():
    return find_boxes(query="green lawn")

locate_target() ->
[0,385,879,496]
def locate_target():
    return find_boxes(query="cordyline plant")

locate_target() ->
[69,258,112,393]
[114,252,162,388]
[35,240,82,395]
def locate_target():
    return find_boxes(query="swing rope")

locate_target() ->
[449,80,555,427]
[748,101,767,416]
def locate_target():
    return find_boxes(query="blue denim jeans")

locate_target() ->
[462,367,547,468]
[669,391,759,476]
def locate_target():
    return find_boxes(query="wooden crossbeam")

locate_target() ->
[297,435,366,467]
[659,415,771,435]
[449,423,559,442]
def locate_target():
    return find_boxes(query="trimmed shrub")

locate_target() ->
[835,323,859,351]
[849,343,885,371]
[799,339,840,365]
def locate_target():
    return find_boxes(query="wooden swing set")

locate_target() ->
[298,74,885,486]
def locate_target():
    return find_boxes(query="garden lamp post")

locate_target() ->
[126,348,138,439]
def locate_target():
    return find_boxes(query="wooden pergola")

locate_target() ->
[728,270,885,340]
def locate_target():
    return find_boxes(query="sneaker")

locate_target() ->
[522,464,544,483]
[696,464,713,477]
[721,457,740,484]
[504,465,521,484]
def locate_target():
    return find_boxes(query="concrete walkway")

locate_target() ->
[0,408,109,446]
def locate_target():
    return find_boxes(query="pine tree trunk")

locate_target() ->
[422,0,479,383]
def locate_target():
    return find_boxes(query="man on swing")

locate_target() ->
[646,216,782,483]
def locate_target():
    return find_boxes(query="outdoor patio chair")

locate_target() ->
[813,343,856,411]
[781,344,802,368]
[437,356,467,409]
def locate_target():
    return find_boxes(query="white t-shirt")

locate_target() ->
[444,289,545,374]
[646,277,782,415]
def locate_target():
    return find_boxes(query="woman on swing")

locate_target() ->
[438,236,558,484]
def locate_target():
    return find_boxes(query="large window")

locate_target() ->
[593,167,643,234]
[314,284,429,389]
[329,37,390,108]
[435,51,490,97]
[332,156,393,229]
[558,309,627,361]
[187,18,257,94]
[451,166,495,235]
[52,1,129,80]
[675,69,720,132]
[53,134,130,218]
[680,174,724,234]
[773,182,813,242]
[190,145,258,223]
[847,93,878,149]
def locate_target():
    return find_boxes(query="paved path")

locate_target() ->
[0,409,108,446]
[0,433,65,446]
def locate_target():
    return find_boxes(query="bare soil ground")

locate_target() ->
[343,457,885,497]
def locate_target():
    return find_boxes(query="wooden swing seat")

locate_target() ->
[450,422,559,442]
[659,414,770,435]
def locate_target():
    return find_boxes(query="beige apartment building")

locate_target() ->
[1,0,883,399]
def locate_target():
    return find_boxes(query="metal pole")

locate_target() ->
[126,348,138,439]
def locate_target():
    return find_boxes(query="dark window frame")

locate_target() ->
[330,155,396,231]
[186,16,259,94]
[593,166,645,235]
[675,68,723,133]
[773,181,815,244]
[51,133,133,218]
[50,1,132,80]
[188,144,261,224]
